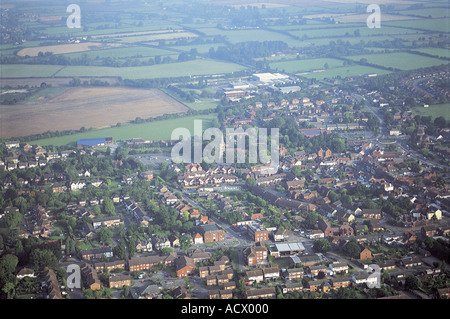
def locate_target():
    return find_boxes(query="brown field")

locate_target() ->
[0,87,189,138]
[16,42,116,57]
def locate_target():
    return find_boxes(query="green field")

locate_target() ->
[301,65,391,80]
[385,18,450,32]
[411,103,450,121]
[269,58,344,73]
[347,52,448,70]
[29,114,218,146]
[0,64,64,77]
[411,48,450,59]
[0,59,247,79]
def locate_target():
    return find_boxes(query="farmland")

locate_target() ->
[0,87,189,138]
[0,0,449,143]
[0,60,246,79]
[347,52,448,71]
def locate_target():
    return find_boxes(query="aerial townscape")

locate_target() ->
[0,0,449,304]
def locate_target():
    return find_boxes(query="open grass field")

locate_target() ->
[0,59,247,80]
[0,87,189,138]
[385,18,450,33]
[269,57,344,73]
[411,103,450,121]
[347,52,448,70]
[300,65,391,80]
[28,113,218,146]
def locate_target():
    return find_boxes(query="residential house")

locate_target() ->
[109,275,132,288]
[359,247,373,260]
[245,269,264,284]
[247,224,269,242]
[262,267,280,281]
[245,287,276,299]
[175,256,196,278]
[243,242,268,266]
[80,263,101,291]
[81,247,113,260]
[198,224,224,243]
[128,255,161,272]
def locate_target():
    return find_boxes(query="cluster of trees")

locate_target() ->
[209,41,289,66]
[264,115,348,154]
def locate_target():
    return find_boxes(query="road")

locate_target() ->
[354,93,447,170]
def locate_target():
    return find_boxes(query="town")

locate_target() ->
[0,66,449,301]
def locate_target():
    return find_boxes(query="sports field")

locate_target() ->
[28,114,218,146]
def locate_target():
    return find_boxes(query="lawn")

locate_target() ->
[0,64,64,77]
[29,113,218,146]
[347,52,448,70]
[301,65,391,80]
[269,57,344,73]
[411,103,450,121]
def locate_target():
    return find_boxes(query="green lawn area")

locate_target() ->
[347,52,448,70]
[185,98,219,111]
[269,57,344,73]
[301,65,391,80]
[411,103,450,121]
[29,113,218,146]
[0,64,65,77]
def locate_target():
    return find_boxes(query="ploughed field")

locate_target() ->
[0,87,189,138]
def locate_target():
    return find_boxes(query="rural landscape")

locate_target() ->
[0,0,449,309]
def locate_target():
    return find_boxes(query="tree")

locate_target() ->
[313,238,331,253]
[103,198,116,216]
[97,226,113,245]
[0,254,19,283]
[343,239,361,259]
[180,235,192,252]
[4,209,22,229]
[30,249,57,270]
[291,165,302,177]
